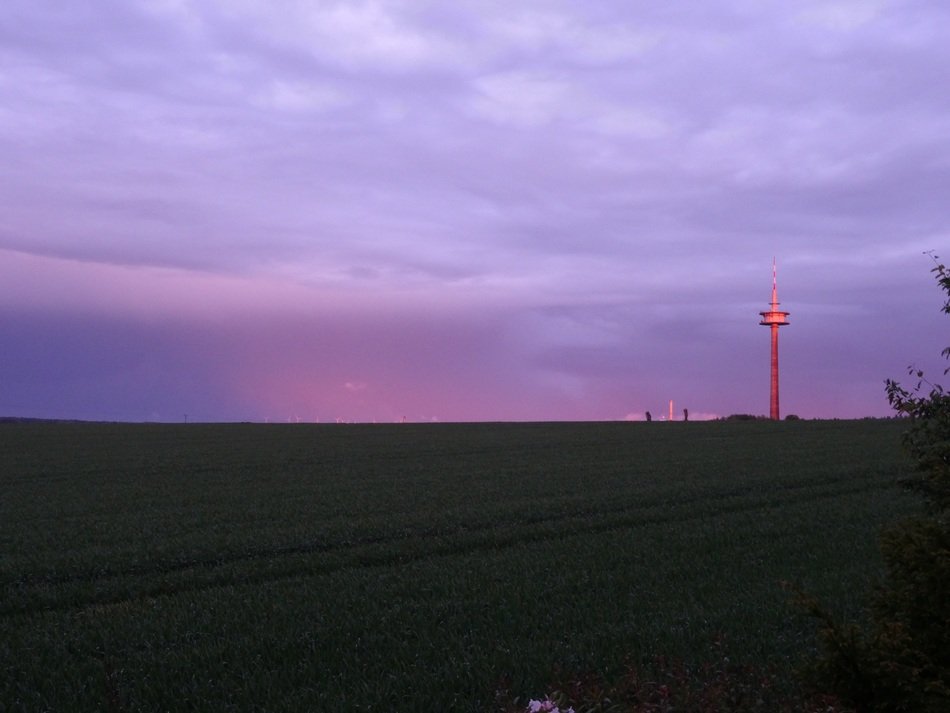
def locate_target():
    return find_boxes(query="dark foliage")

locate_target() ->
[494,637,852,713]
[804,256,950,712]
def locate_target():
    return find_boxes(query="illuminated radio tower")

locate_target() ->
[759,260,790,420]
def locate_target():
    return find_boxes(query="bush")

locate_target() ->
[803,256,950,712]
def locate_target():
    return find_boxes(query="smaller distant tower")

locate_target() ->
[759,260,790,420]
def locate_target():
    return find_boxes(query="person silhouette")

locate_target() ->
[645,411,652,422]
[683,408,689,422]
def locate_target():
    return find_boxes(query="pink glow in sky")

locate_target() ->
[2,1,948,422]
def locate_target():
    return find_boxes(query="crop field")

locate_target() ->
[0,419,917,711]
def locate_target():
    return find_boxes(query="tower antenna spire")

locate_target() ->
[759,260,790,420]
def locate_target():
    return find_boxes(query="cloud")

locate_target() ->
[2,1,949,421]
[469,70,571,127]
[198,0,474,74]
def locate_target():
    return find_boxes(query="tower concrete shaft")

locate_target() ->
[759,261,789,420]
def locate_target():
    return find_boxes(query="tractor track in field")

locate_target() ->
[1,475,895,619]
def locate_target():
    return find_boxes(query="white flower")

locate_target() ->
[526,699,566,713]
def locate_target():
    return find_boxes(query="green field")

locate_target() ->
[0,419,916,711]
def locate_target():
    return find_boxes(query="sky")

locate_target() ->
[2,0,949,423]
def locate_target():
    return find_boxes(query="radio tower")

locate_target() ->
[759,260,790,420]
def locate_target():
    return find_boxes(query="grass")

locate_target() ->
[0,419,916,711]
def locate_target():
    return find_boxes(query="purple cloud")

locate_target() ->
[2,1,948,421]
